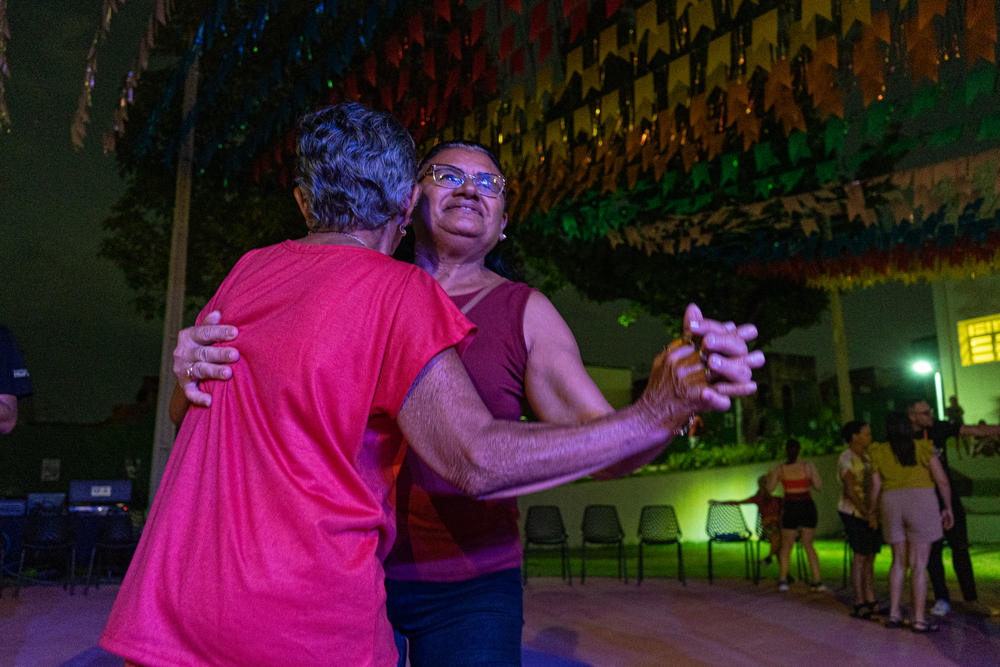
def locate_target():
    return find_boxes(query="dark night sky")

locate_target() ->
[0,1,938,425]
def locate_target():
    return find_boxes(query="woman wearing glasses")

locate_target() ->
[383,141,630,666]
[173,140,763,666]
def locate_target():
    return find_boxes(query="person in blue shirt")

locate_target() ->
[0,324,32,434]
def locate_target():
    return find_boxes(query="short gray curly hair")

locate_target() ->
[295,103,416,232]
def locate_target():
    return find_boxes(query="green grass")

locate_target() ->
[523,540,1000,586]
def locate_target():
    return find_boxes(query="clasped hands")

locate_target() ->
[174,303,765,423]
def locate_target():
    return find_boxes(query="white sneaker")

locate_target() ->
[930,599,951,617]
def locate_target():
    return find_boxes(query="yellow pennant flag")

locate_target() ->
[510,85,525,112]
[442,127,454,142]
[787,19,817,58]
[748,9,778,72]
[582,63,602,97]
[801,0,832,22]
[688,0,716,37]
[500,142,514,171]
[676,0,692,20]
[566,47,584,79]
[706,33,731,92]
[574,105,593,139]
[600,25,618,65]
[463,115,477,140]
[633,71,657,121]
[526,99,542,123]
[668,54,691,108]
[636,1,658,41]
[501,115,515,143]
[841,0,872,36]
[601,91,621,125]
[535,67,553,97]
[545,118,563,148]
[646,23,671,62]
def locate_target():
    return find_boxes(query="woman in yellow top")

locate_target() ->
[869,412,954,633]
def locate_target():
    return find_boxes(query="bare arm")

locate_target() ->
[396,331,750,499]
[929,455,955,530]
[960,423,1000,438]
[841,469,866,513]
[0,394,17,434]
[808,461,823,491]
[766,466,781,494]
[868,472,882,518]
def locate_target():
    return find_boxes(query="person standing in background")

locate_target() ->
[908,399,1000,618]
[838,420,882,620]
[0,324,33,434]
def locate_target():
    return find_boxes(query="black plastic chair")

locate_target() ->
[16,514,76,597]
[523,505,571,584]
[85,513,138,594]
[706,504,754,585]
[580,505,627,584]
[637,505,684,585]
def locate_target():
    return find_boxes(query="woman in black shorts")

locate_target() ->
[768,439,824,592]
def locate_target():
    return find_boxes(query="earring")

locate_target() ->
[398,224,407,236]
[499,232,506,240]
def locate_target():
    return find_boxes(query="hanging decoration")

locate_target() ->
[0,0,10,131]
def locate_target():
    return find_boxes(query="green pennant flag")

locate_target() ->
[562,213,580,238]
[692,162,712,190]
[966,65,996,107]
[928,125,963,148]
[907,82,940,119]
[662,171,679,196]
[721,154,739,186]
[754,177,775,198]
[693,192,714,210]
[788,132,812,166]
[824,117,848,156]
[862,101,891,141]
[815,159,838,184]
[779,168,805,192]
[978,113,1000,142]
[754,142,781,173]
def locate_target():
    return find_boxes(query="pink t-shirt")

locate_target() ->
[100,241,474,667]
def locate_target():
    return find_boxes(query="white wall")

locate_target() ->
[517,453,843,545]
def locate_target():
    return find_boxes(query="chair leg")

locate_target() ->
[678,543,686,586]
[638,543,644,586]
[562,543,571,585]
[708,541,713,585]
[68,546,75,596]
[15,548,26,598]
[620,542,628,584]
[85,546,98,595]
[580,542,586,584]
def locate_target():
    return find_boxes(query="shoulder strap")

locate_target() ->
[459,281,503,315]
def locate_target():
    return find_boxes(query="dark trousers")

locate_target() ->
[386,568,524,667]
[927,493,977,603]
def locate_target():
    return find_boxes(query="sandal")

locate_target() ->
[885,616,904,629]
[912,620,940,633]
[851,603,873,620]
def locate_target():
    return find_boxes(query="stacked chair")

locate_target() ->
[522,505,571,584]
[705,503,755,585]
[580,505,627,584]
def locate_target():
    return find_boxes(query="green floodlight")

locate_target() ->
[910,360,946,420]
[912,360,934,374]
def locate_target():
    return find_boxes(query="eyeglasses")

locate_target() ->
[421,164,506,198]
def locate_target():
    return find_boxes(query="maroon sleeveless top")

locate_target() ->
[383,280,535,581]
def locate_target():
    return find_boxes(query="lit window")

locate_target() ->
[958,314,1000,365]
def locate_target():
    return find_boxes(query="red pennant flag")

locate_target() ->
[435,0,451,23]
[563,0,578,19]
[511,49,525,76]
[472,46,486,81]
[344,74,359,101]
[530,2,549,40]
[500,25,516,60]
[409,13,425,46]
[397,67,410,101]
[364,54,377,87]
[402,98,418,126]
[426,83,438,109]
[506,0,523,12]
[483,67,498,93]
[385,35,402,68]
[570,4,587,42]
[470,5,486,45]
[424,49,437,80]
[381,85,394,111]
[444,68,460,100]
[539,28,553,62]
[606,0,623,19]
[448,28,463,60]
[461,85,473,110]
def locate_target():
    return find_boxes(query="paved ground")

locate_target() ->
[1,578,998,667]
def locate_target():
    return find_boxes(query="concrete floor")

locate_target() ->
[1,578,998,667]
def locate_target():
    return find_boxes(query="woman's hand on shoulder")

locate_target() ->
[173,310,240,407]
